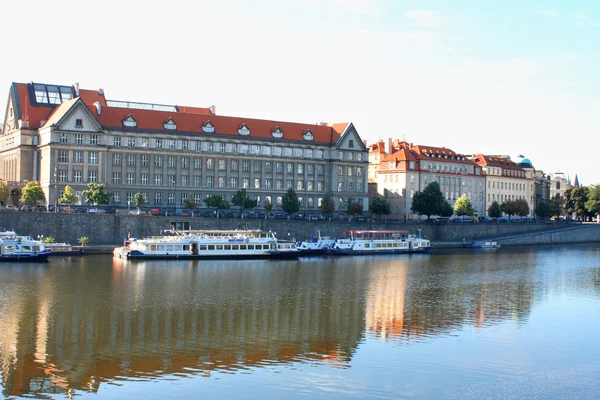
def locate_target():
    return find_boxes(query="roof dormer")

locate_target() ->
[303,129,314,141]
[238,123,250,136]
[271,126,283,138]
[202,121,215,133]
[122,114,137,128]
[164,118,177,131]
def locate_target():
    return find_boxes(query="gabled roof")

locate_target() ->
[368,141,386,153]
[471,154,525,172]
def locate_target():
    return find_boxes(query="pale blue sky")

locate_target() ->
[2,0,599,184]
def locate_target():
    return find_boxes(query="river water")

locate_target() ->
[0,244,599,399]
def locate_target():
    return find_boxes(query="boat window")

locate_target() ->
[208,245,215,250]
[364,243,370,248]
[5,246,14,251]
[224,245,231,250]
[22,246,31,252]
[248,245,254,250]
[183,245,190,251]
[240,245,247,250]
[232,245,238,250]
[33,246,40,251]
[216,245,223,250]
[199,245,207,250]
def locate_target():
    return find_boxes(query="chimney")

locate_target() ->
[94,101,102,116]
[363,139,367,146]
[209,105,216,115]
[74,82,80,96]
[98,88,104,96]
[387,138,393,154]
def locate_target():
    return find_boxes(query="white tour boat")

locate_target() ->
[296,232,337,255]
[113,229,299,260]
[330,230,431,255]
[0,231,51,261]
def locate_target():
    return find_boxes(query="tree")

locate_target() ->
[439,201,454,218]
[58,185,78,210]
[184,198,198,209]
[203,195,230,217]
[585,185,600,217]
[454,194,474,216]
[411,181,446,219]
[319,193,335,219]
[82,183,110,205]
[501,200,516,219]
[487,201,502,218]
[534,200,554,220]
[346,198,364,217]
[0,180,8,205]
[549,194,565,218]
[369,197,391,221]
[282,188,300,217]
[231,189,257,217]
[263,199,273,219]
[21,181,45,206]
[133,193,145,212]
[514,198,530,217]
[567,186,591,220]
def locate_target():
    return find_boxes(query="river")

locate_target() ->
[0,244,599,399]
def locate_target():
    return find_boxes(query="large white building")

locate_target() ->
[1,82,369,213]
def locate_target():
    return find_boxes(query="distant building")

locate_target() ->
[369,139,485,219]
[549,172,573,199]
[1,82,369,212]
[469,154,535,216]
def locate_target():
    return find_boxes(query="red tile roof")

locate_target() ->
[471,154,525,172]
[11,82,346,145]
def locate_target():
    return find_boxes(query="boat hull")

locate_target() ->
[115,249,299,260]
[0,251,52,261]
[329,248,430,256]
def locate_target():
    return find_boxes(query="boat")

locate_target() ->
[45,242,80,256]
[296,232,337,255]
[329,230,431,255]
[471,240,501,249]
[0,231,51,261]
[113,229,299,260]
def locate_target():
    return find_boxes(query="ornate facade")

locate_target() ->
[1,82,369,213]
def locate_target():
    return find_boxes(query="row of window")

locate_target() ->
[337,166,364,177]
[488,181,532,192]
[488,194,532,203]
[385,188,483,202]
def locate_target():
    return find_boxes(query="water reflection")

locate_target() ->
[0,246,598,398]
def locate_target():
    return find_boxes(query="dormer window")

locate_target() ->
[164,118,177,131]
[302,129,314,141]
[271,126,283,138]
[238,123,250,136]
[202,121,215,133]
[349,140,354,148]
[75,119,83,128]
[123,115,137,128]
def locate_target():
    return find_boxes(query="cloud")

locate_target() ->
[334,0,381,16]
[404,9,441,28]
[456,58,540,79]
[539,9,560,18]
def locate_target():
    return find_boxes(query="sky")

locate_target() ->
[2,0,599,184]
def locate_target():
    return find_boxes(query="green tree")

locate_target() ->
[58,185,78,206]
[567,186,591,220]
[82,183,110,205]
[501,200,516,219]
[346,198,364,217]
[0,180,9,205]
[534,200,553,219]
[369,197,391,221]
[585,185,600,217]
[231,189,257,217]
[411,181,446,219]
[319,193,335,220]
[549,194,565,218]
[133,193,145,212]
[203,194,230,217]
[454,194,474,216]
[282,189,300,217]
[514,198,530,217]
[263,199,273,219]
[184,198,198,209]
[21,181,46,206]
[439,201,454,218]
[487,201,502,218]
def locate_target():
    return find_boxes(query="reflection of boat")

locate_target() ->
[330,230,431,255]
[113,229,299,260]
[471,240,501,249]
[0,231,51,261]
[296,231,337,255]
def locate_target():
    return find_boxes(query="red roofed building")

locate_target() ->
[1,82,368,213]
[368,139,486,219]
[469,154,534,217]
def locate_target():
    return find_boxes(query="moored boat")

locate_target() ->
[113,229,299,260]
[471,240,501,249]
[296,232,337,255]
[0,231,51,261]
[329,230,430,255]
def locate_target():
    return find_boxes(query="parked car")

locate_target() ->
[4,205,17,211]
[308,214,319,221]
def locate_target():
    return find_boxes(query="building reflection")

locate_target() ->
[366,252,536,341]
[0,258,368,397]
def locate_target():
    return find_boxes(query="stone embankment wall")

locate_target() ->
[1,212,598,246]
